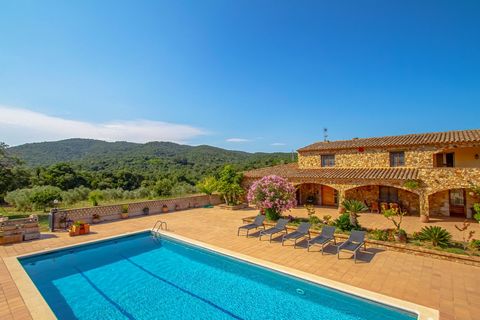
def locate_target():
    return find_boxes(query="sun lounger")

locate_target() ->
[337,230,366,263]
[259,218,289,242]
[282,222,311,248]
[237,215,265,237]
[307,226,336,253]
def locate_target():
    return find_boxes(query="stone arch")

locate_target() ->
[427,187,478,219]
[344,183,420,215]
[295,182,339,207]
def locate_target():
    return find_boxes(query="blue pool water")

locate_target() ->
[20,232,417,320]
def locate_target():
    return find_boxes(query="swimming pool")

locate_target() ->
[19,231,418,320]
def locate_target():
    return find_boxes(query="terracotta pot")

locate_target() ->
[70,225,80,236]
[162,206,169,213]
[120,213,129,219]
[84,224,90,234]
[420,215,429,223]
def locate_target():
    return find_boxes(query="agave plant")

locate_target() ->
[417,226,452,247]
[341,199,368,228]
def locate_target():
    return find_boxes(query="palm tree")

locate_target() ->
[341,199,368,227]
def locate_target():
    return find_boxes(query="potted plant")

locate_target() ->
[92,213,101,224]
[162,204,169,213]
[79,221,90,235]
[143,207,150,215]
[382,207,408,242]
[120,205,129,219]
[69,221,81,236]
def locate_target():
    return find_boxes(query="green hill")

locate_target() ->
[8,139,295,185]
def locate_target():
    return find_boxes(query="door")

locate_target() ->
[321,186,337,206]
[449,189,466,217]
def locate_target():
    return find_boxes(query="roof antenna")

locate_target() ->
[291,150,295,162]
[323,128,328,142]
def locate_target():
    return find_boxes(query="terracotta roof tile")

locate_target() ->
[244,163,418,181]
[298,129,480,152]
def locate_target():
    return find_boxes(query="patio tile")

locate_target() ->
[0,207,478,320]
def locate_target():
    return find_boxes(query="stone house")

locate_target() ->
[243,129,480,221]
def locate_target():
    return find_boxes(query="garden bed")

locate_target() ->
[242,216,480,266]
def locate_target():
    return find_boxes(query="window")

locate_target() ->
[379,186,398,203]
[449,189,465,206]
[321,154,335,167]
[435,152,455,167]
[389,151,405,167]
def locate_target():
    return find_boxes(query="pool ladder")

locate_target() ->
[152,220,168,234]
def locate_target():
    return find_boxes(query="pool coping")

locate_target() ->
[4,229,439,320]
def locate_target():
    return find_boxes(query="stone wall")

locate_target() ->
[429,191,450,216]
[53,194,222,228]
[298,147,436,169]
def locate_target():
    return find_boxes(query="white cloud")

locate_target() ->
[0,105,208,145]
[226,138,250,142]
[271,142,286,146]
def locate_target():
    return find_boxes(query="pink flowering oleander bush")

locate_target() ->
[247,175,297,221]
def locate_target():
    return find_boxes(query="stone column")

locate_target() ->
[419,192,429,222]
[337,188,346,213]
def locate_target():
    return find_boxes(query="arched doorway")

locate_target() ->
[296,183,338,207]
[345,185,420,215]
[428,188,475,218]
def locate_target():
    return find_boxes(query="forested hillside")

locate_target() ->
[1,139,295,210]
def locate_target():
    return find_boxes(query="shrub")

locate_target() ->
[247,175,296,221]
[154,179,174,197]
[308,215,321,225]
[61,186,91,205]
[171,182,197,196]
[370,229,391,241]
[417,226,452,247]
[121,204,129,213]
[5,188,33,211]
[334,213,362,231]
[470,239,480,249]
[88,190,104,206]
[473,203,480,222]
[29,186,62,211]
[101,188,124,200]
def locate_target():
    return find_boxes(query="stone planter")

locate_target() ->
[219,203,247,210]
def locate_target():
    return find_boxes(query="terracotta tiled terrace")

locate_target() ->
[1,207,479,320]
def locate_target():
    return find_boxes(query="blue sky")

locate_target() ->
[0,1,479,152]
